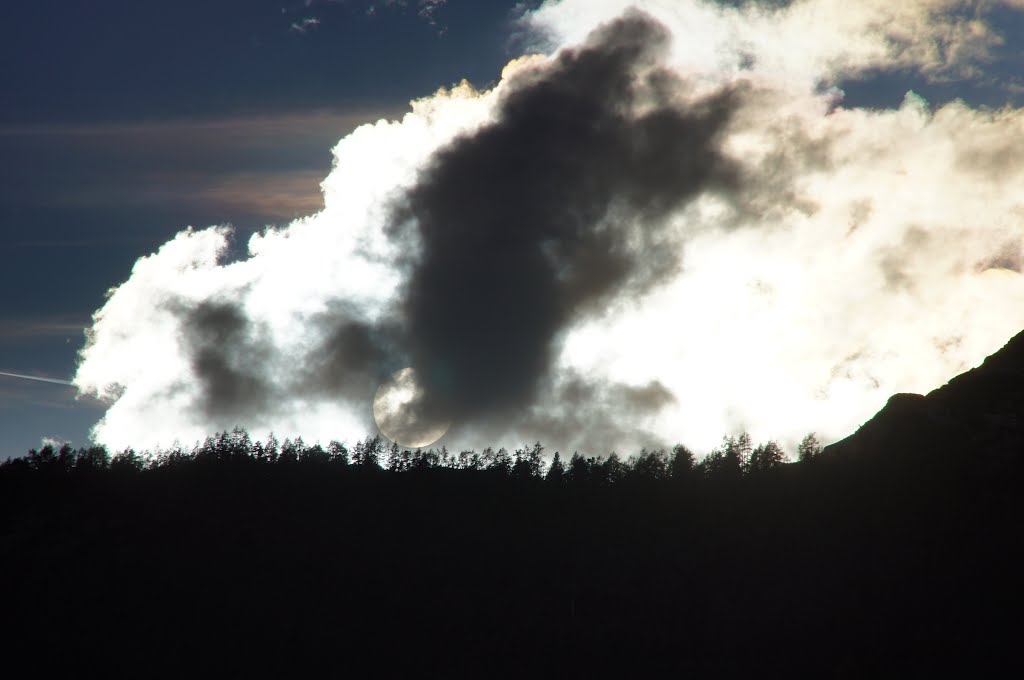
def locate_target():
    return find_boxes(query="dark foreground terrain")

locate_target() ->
[5,331,1024,677]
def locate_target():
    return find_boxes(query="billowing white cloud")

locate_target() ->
[76,82,495,451]
[526,0,1024,86]
[76,0,1024,456]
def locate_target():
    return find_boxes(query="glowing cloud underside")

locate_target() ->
[75,0,1024,455]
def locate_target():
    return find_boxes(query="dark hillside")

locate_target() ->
[827,329,1024,467]
[4,327,1024,677]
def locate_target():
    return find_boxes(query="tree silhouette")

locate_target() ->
[263,433,280,463]
[670,444,695,480]
[26,443,56,471]
[56,443,76,472]
[328,440,350,466]
[458,449,483,471]
[75,445,110,472]
[601,452,628,485]
[627,448,669,482]
[545,452,565,483]
[278,437,299,464]
[698,436,741,479]
[798,432,823,463]
[567,452,592,484]
[110,448,143,473]
[299,441,329,465]
[352,434,384,468]
[512,442,544,480]
[749,440,786,473]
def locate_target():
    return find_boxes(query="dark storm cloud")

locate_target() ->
[177,290,414,428]
[977,241,1024,273]
[495,374,677,455]
[178,300,278,422]
[612,380,677,414]
[729,116,833,225]
[556,375,676,418]
[303,305,404,403]
[714,0,792,8]
[389,10,744,426]
[178,297,403,427]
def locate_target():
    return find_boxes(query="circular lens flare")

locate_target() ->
[372,367,451,448]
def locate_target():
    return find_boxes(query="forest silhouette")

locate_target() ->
[5,331,1024,676]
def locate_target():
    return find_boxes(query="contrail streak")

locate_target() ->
[0,370,74,386]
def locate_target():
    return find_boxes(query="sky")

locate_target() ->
[5,0,1024,459]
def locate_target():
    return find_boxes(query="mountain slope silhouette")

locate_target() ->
[826,329,1024,462]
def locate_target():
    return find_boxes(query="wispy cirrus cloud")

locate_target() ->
[0,317,86,342]
[290,17,321,34]
[363,0,449,28]
[0,109,398,226]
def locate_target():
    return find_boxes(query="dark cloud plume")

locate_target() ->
[512,375,677,454]
[117,10,751,447]
[304,305,403,403]
[177,295,404,431]
[158,11,752,446]
[390,10,742,426]
[178,300,278,423]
